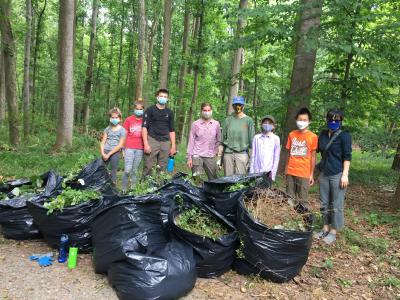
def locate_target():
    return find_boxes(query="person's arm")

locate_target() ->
[187,123,196,168]
[216,122,223,156]
[340,133,352,189]
[284,134,291,175]
[249,136,257,174]
[168,110,176,155]
[248,119,255,149]
[100,131,108,160]
[107,129,126,156]
[271,137,281,181]
[142,108,151,154]
[309,150,316,185]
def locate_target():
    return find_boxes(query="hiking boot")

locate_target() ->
[313,230,329,240]
[322,233,336,245]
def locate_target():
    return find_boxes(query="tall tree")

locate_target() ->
[176,1,190,142]
[227,0,248,114]
[0,0,20,146]
[115,3,126,105]
[279,0,323,172]
[145,3,160,100]
[393,142,400,171]
[159,0,172,89]
[54,0,76,149]
[82,0,99,133]
[23,0,33,139]
[392,174,400,210]
[0,47,5,123]
[134,0,146,104]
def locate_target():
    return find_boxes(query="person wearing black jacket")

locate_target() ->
[314,109,352,245]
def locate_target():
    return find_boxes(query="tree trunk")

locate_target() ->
[115,3,125,106]
[227,0,248,115]
[106,29,114,110]
[23,0,32,139]
[82,0,99,134]
[252,46,258,127]
[134,0,146,104]
[392,143,400,171]
[31,0,47,129]
[391,174,400,210]
[176,2,190,143]
[0,0,20,146]
[278,0,323,173]
[54,0,76,149]
[0,43,5,123]
[159,0,172,89]
[145,11,159,101]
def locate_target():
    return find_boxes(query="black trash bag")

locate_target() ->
[0,178,31,193]
[108,239,197,300]
[27,192,115,252]
[66,158,115,192]
[156,176,205,227]
[203,172,271,224]
[91,195,168,274]
[234,193,313,283]
[169,193,237,278]
[0,171,63,240]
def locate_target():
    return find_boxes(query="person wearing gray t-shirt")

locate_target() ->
[100,107,127,184]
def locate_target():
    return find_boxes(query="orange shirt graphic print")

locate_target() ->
[290,137,308,157]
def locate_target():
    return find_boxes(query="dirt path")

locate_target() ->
[0,185,399,300]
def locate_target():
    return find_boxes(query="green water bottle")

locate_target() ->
[67,247,78,269]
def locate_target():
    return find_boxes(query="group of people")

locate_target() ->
[100,89,352,245]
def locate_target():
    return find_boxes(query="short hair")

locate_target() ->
[155,88,169,96]
[109,107,122,118]
[326,108,344,121]
[134,101,145,109]
[200,102,212,110]
[295,107,312,121]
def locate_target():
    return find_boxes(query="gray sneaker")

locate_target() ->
[322,233,336,245]
[313,230,329,240]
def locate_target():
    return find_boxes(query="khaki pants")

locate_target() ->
[143,136,170,177]
[223,153,249,176]
[192,156,218,180]
[286,175,309,206]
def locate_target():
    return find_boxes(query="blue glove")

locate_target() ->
[29,252,53,261]
[38,255,53,267]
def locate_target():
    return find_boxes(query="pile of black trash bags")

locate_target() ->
[0,159,314,300]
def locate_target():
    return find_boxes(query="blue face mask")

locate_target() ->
[158,97,168,105]
[262,124,274,132]
[327,120,341,131]
[110,118,120,126]
[134,109,143,117]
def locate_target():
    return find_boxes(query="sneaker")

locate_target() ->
[322,233,336,245]
[313,230,329,240]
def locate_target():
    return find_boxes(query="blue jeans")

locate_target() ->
[104,149,121,185]
[122,148,143,190]
[319,172,346,230]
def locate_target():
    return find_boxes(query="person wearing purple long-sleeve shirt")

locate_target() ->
[249,115,281,181]
[187,103,223,180]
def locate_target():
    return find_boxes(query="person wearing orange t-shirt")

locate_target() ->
[285,107,318,206]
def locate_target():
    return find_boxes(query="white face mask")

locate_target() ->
[296,120,309,130]
[202,111,212,119]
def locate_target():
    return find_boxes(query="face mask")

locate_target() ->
[134,109,143,117]
[202,111,212,119]
[262,124,274,132]
[296,120,309,130]
[110,118,120,126]
[327,120,341,131]
[158,97,168,105]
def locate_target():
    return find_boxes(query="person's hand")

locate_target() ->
[187,159,193,168]
[101,153,108,161]
[340,174,349,189]
[309,176,314,186]
[144,144,151,154]
[104,153,111,161]
[170,145,177,156]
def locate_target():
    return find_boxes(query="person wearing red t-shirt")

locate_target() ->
[122,102,145,190]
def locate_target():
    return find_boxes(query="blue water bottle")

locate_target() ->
[167,156,175,173]
[58,234,69,263]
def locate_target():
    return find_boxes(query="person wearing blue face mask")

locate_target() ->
[249,115,281,181]
[100,107,127,185]
[122,101,145,191]
[314,108,352,245]
[141,88,176,177]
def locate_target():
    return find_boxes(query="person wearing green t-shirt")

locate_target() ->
[221,96,255,176]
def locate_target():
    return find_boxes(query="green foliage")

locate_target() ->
[322,257,334,270]
[236,237,245,259]
[224,180,256,192]
[384,276,400,288]
[0,176,45,201]
[338,278,353,288]
[175,205,229,241]
[44,187,101,215]
[125,168,172,196]
[342,228,388,255]
[364,212,400,227]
